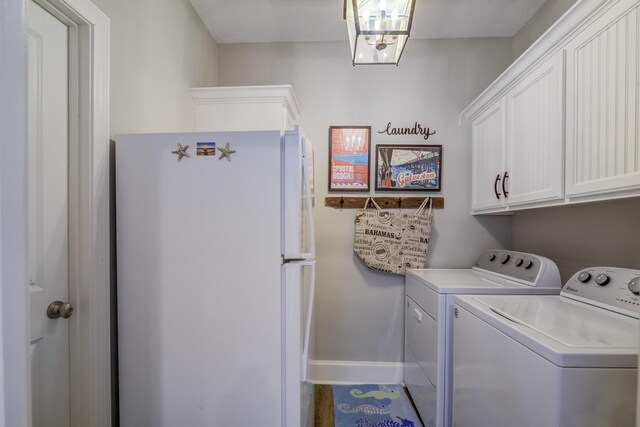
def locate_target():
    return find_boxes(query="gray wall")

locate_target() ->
[218,40,513,362]
[92,0,218,136]
[513,200,640,282]
[512,0,578,58]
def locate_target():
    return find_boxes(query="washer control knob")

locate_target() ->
[577,272,591,283]
[524,260,534,270]
[500,254,511,265]
[489,254,497,262]
[514,258,524,267]
[595,274,610,286]
[628,277,640,295]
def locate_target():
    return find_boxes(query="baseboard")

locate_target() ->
[308,359,404,385]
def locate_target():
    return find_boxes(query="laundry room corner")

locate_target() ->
[217,39,515,382]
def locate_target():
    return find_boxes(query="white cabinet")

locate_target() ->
[565,0,640,197]
[465,0,640,213]
[470,52,564,212]
[471,99,507,211]
[191,85,300,132]
[506,51,565,206]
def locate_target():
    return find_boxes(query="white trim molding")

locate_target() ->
[191,85,301,132]
[48,0,112,425]
[0,0,30,425]
[10,0,111,425]
[308,360,404,385]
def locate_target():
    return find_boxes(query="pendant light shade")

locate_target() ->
[344,0,416,65]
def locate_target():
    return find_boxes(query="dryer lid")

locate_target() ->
[405,269,560,295]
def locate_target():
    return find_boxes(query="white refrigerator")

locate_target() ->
[116,128,315,427]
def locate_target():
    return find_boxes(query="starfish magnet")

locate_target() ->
[171,143,190,161]
[218,143,236,161]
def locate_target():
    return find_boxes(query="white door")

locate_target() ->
[26,1,71,426]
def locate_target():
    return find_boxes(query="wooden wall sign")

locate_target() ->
[378,122,436,141]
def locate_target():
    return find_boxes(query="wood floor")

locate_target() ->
[313,384,335,427]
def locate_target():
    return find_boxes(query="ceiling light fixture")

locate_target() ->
[343,0,416,66]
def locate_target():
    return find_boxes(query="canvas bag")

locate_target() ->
[353,197,433,275]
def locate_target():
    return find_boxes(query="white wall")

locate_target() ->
[218,40,513,364]
[91,0,218,135]
[512,0,577,58]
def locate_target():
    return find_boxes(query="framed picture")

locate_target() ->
[375,144,442,191]
[328,126,371,192]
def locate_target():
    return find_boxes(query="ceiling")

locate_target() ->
[188,0,548,44]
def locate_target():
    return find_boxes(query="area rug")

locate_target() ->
[332,384,422,427]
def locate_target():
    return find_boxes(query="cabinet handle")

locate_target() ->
[502,171,509,198]
[494,174,502,199]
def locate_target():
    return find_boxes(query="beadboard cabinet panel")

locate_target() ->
[464,0,640,214]
[565,0,640,197]
[471,99,507,211]
[506,51,565,206]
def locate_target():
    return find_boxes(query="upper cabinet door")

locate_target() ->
[506,50,565,206]
[565,0,640,197]
[471,99,507,211]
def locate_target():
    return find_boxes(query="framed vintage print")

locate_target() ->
[375,144,442,191]
[328,126,371,192]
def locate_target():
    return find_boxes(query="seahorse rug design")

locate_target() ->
[332,384,422,427]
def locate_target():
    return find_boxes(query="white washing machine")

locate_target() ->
[452,267,640,427]
[404,250,562,427]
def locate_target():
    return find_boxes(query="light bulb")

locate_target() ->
[391,9,399,22]
[361,8,370,29]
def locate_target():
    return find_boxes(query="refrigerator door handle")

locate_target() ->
[300,149,316,259]
[301,261,315,382]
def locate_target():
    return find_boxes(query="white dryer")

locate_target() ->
[404,250,562,427]
[452,267,640,427]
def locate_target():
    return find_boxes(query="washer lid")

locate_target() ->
[406,269,559,295]
[455,295,639,368]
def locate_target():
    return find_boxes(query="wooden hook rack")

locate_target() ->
[324,196,444,210]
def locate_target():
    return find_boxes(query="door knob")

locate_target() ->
[47,301,74,319]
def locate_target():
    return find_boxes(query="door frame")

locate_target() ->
[0,0,111,425]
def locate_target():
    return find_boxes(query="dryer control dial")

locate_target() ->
[628,277,640,295]
[595,274,610,286]
[473,250,553,285]
[577,272,591,283]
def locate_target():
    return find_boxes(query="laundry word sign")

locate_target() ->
[378,122,436,140]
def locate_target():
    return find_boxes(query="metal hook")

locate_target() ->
[398,198,403,211]
[339,197,344,212]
